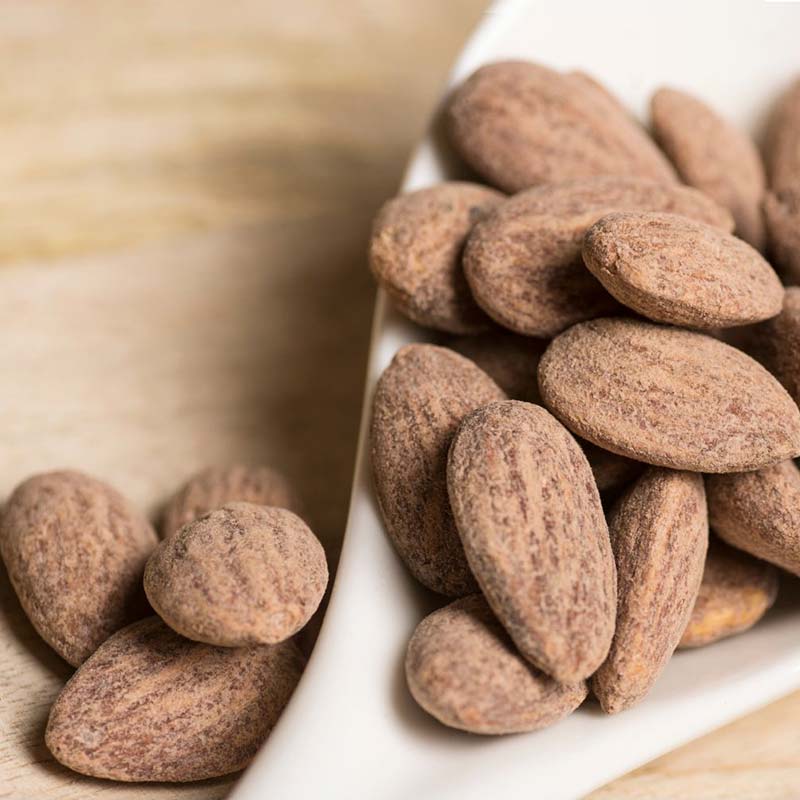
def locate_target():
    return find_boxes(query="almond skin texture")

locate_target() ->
[582,211,784,329]
[446,61,676,193]
[592,468,708,714]
[45,616,304,782]
[0,470,157,666]
[145,503,327,647]
[369,182,502,333]
[707,460,800,576]
[447,401,616,683]
[448,329,548,403]
[405,594,587,734]
[679,539,778,649]
[161,464,300,539]
[371,344,507,595]
[765,77,800,192]
[651,87,766,249]
[744,287,800,405]
[764,188,800,286]
[538,318,800,473]
[464,176,733,337]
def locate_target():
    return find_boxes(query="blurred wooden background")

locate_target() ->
[0,1,798,798]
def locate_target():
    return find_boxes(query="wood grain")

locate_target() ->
[0,1,798,798]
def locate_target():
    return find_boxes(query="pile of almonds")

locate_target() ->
[369,60,800,734]
[0,464,327,781]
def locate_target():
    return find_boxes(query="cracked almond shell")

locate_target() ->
[371,344,506,596]
[405,594,587,734]
[45,617,304,782]
[463,176,733,337]
[447,400,616,683]
[592,468,708,713]
[538,318,800,473]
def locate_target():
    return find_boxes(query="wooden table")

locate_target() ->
[0,2,798,798]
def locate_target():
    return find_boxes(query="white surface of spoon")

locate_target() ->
[232,1,800,798]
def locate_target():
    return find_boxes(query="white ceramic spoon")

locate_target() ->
[232,2,800,797]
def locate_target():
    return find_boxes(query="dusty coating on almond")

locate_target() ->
[368,182,502,333]
[582,211,783,329]
[161,464,300,539]
[592,468,708,714]
[446,61,676,193]
[447,401,616,683]
[45,617,304,782]
[707,460,800,576]
[538,318,800,473]
[679,539,778,649]
[370,344,507,595]
[0,470,157,666]
[145,503,328,647]
[405,595,587,734]
[651,87,766,249]
[463,176,733,337]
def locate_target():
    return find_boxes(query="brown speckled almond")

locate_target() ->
[45,616,304,782]
[651,87,766,249]
[446,61,676,193]
[371,344,507,596]
[764,188,800,286]
[447,401,616,683]
[464,176,733,337]
[707,460,800,576]
[538,318,800,473]
[448,329,548,403]
[161,464,300,540]
[582,211,783,329]
[765,77,800,192]
[405,594,587,735]
[592,468,708,714]
[145,503,327,647]
[369,182,502,333]
[0,470,157,666]
[679,539,778,649]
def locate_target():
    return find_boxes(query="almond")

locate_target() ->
[369,182,502,333]
[582,441,644,496]
[764,188,800,286]
[446,61,676,193]
[592,468,708,714]
[405,594,587,734]
[582,211,783,329]
[161,464,300,539]
[651,87,766,249]
[447,329,548,403]
[464,176,733,337]
[0,470,157,666]
[765,77,800,192]
[538,318,800,472]
[707,460,800,576]
[145,503,327,647]
[447,400,616,683]
[679,539,778,649]
[45,617,304,781]
[370,344,507,595]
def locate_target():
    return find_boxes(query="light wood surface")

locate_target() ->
[0,2,798,798]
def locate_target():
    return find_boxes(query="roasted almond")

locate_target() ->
[764,187,800,286]
[446,61,676,193]
[765,77,800,192]
[369,182,502,333]
[679,539,778,649]
[707,460,800,576]
[582,211,783,329]
[161,464,300,539]
[0,470,157,666]
[464,176,733,337]
[45,617,304,782]
[371,344,506,595]
[592,468,708,714]
[651,87,766,249]
[447,400,616,683]
[447,329,548,403]
[539,318,800,472]
[145,503,328,647]
[582,441,643,496]
[405,594,587,734]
